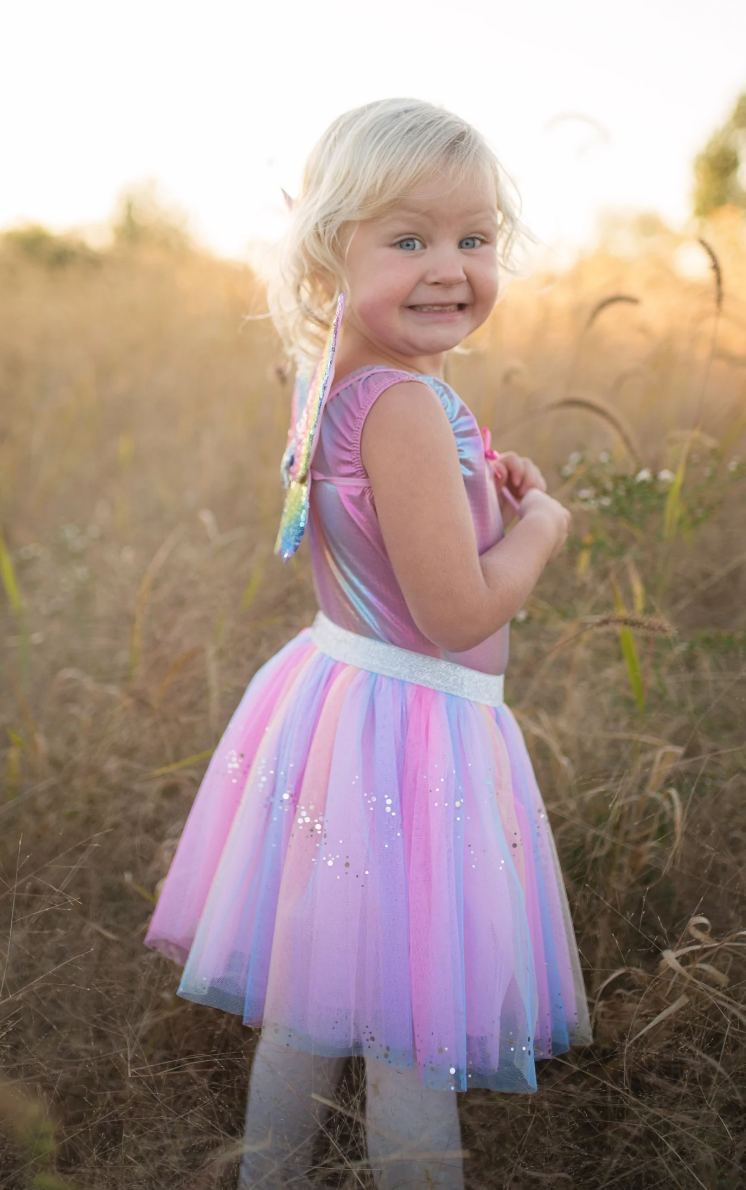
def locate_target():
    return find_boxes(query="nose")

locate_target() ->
[422,244,467,287]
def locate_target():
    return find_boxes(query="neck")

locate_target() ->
[333,326,447,382]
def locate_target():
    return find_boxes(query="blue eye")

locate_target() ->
[459,236,483,250]
[396,237,423,251]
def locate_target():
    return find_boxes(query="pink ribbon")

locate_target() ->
[481,427,520,511]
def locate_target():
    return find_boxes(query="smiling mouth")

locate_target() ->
[408,303,468,312]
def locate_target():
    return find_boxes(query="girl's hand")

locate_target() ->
[518,488,571,560]
[489,450,547,525]
[492,451,547,503]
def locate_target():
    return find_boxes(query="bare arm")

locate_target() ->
[360,381,570,653]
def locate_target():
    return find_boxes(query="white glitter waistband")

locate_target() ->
[310,612,504,706]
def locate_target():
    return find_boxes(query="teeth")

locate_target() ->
[412,304,461,312]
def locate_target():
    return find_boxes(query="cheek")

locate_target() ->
[351,294,393,338]
[346,253,426,331]
[354,277,407,327]
[472,262,499,310]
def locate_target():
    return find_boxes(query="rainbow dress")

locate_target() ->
[145,306,592,1092]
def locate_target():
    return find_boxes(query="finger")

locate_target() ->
[492,464,508,485]
[497,452,526,491]
[513,459,543,497]
[514,456,548,495]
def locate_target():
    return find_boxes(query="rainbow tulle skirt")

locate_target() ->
[144,619,592,1092]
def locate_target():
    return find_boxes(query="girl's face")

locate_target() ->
[338,166,500,375]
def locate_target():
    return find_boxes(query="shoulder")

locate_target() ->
[324,367,444,476]
[360,378,459,478]
[331,366,448,426]
[362,377,449,436]
[322,366,461,481]
[331,366,422,411]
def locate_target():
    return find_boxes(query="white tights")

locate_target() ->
[238,1032,465,1189]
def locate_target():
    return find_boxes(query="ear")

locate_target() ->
[281,188,294,212]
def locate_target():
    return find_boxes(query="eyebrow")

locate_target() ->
[378,206,499,227]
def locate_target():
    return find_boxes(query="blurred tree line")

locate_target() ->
[2,96,746,270]
[693,90,746,218]
[0,182,193,268]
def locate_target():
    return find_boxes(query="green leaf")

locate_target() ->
[619,626,645,714]
[0,528,23,615]
[241,557,266,610]
[664,454,687,541]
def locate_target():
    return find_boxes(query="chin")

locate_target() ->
[411,333,467,355]
[402,320,481,354]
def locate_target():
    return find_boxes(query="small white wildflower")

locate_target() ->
[728,457,740,472]
[577,488,593,499]
[515,608,529,622]
[560,464,573,478]
[599,450,610,464]
[635,468,652,483]
[599,496,612,507]
[568,451,582,466]
[656,469,675,483]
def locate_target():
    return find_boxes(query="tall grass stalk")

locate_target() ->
[0,526,30,684]
[129,524,185,681]
[563,294,641,402]
[692,238,723,430]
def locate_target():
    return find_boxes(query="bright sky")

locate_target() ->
[3,0,745,267]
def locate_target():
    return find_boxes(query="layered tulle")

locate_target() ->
[145,628,591,1093]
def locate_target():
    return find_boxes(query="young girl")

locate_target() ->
[145,98,592,1189]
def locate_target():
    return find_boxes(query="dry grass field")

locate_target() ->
[1,203,745,1189]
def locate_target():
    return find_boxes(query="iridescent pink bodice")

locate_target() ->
[308,366,509,676]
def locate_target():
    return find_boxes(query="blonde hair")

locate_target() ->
[265,97,536,362]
